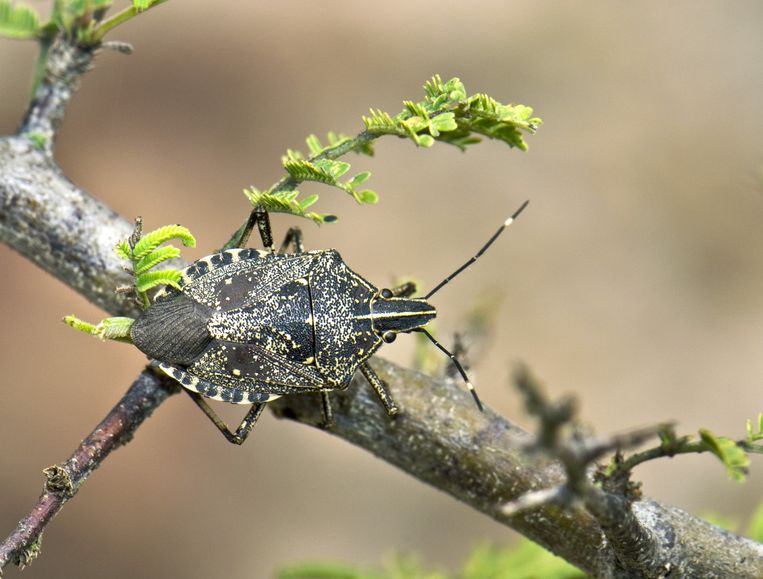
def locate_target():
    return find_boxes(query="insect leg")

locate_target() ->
[184,390,266,445]
[235,205,275,250]
[359,362,400,417]
[389,281,417,298]
[320,391,334,428]
[253,204,275,251]
[278,226,305,254]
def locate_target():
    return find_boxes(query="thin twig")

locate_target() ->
[0,370,177,569]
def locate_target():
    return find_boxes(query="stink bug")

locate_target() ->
[130,202,528,444]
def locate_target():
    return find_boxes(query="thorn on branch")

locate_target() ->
[101,41,133,55]
[128,216,143,250]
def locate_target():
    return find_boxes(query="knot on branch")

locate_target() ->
[11,533,42,570]
[42,465,74,498]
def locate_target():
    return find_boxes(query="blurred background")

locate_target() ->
[1,1,763,577]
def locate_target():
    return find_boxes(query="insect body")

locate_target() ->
[130,202,527,444]
[131,248,433,407]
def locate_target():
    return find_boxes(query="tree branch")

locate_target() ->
[1,32,761,579]
[0,370,177,570]
[18,38,94,154]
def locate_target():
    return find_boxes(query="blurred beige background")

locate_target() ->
[1,1,762,577]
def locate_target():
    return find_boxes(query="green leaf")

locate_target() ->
[416,134,435,147]
[283,159,337,185]
[97,316,134,341]
[135,269,182,293]
[114,239,132,261]
[244,187,335,225]
[463,541,586,579]
[363,108,398,133]
[747,414,763,442]
[0,0,40,39]
[355,189,378,204]
[305,134,323,156]
[64,315,134,342]
[134,245,181,275]
[430,112,457,134]
[299,194,319,210]
[319,159,350,179]
[747,500,763,543]
[131,224,195,262]
[63,314,97,336]
[347,171,371,187]
[699,429,750,482]
[277,562,380,579]
[133,0,151,11]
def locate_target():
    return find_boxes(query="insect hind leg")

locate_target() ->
[184,390,266,445]
[359,362,400,417]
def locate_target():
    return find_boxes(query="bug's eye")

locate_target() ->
[382,331,397,343]
[380,288,393,299]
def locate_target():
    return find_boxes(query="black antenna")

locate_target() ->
[418,328,483,411]
[425,200,529,300]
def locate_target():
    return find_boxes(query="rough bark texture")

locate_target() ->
[1,33,762,579]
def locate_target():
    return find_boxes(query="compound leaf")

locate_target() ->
[131,224,195,261]
[135,269,182,293]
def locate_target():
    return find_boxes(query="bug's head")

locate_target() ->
[370,288,436,343]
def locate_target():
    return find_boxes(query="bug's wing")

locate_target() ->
[184,339,326,402]
[154,248,318,309]
[208,276,316,365]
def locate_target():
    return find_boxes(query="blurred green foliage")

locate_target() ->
[278,540,586,579]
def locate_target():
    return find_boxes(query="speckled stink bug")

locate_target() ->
[130,202,528,444]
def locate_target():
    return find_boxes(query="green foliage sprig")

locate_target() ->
[363,75,541,151]
[278,541,584,579]
[114,222,195,308]
[63,314,134,341]
[234,75,541,235]
[65,221,196,341]
[0,0,165,43]
[604,415,763,484]
[1,0,166,96]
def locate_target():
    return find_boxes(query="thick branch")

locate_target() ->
[18,39,94,153]
[0,136,140,318]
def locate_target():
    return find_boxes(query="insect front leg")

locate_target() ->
[278,226,305,254]
[389,281,417,298]
[235,204,275,251]
[359,362,400,417]
[184,390,266,445]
